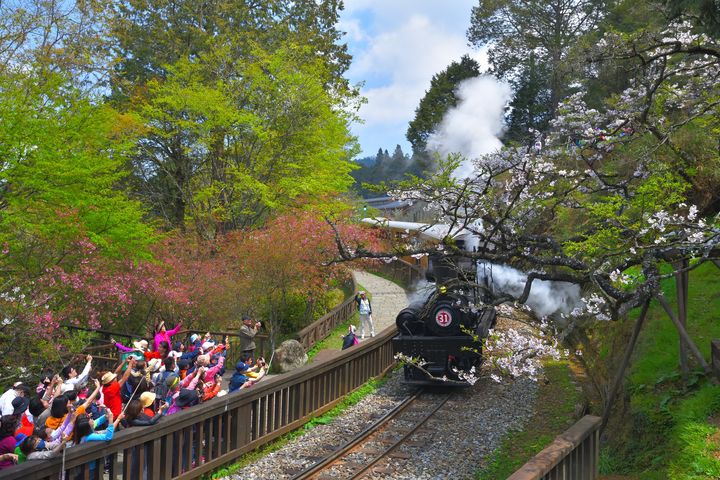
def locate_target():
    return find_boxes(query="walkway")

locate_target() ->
[353,270,409,337]
[308,271,409,364]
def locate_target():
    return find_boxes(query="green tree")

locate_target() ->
[108,0,360,234]
[467,0,606,140]
[0,71,153,268]
[108,0,352,101]
[133,45,358,235]
[665,0,720,34]
[407,55,481,153]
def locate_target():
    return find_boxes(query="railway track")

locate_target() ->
[291,389,452,480]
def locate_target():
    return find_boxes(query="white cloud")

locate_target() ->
[340,1,485,156]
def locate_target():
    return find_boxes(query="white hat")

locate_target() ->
[349,325,356,334]
[202,340,215,351]
[359,291,366,295]
[190,334,199,343]
[147,358,162,372]
[133,339,149,351]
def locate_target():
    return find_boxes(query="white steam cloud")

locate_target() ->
[477,263,581,318]
[426,76,512,179]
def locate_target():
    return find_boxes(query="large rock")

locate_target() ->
[274,339,307,373]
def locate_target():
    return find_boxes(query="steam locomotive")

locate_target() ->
[393,252,496,385]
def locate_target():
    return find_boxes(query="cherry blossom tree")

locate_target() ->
[331,19,719,401]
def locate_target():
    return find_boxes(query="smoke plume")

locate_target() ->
[426,76,512,179]
[477,263,581,318]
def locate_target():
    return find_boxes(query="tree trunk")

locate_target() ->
[656,294,712,376]
[602,300,650,431]
[674,259,690,381]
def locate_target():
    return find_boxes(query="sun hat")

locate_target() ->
[359,290,366,295]
[147,358,162,372]
[133,339,149,351]
[196,355,210,367]
[174,389,198,408]
[11,396,29,415]
[101,372,117,385]
[201,341,215,351]
[139,391,156,408]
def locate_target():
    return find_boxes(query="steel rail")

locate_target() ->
[351,392,452,479]
[291,389,423,480]
[292,389,452,480]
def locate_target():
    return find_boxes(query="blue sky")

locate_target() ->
[339,1,486,159]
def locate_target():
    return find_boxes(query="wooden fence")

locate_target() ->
[508,415,601,480]
[0,328,397,480]
[712,340,720,380]
[364,258,423,291]
[295,275,358,350]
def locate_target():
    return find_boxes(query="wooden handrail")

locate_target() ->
[507,415,601,480]
[364,258,423,291]
[295,275,358,350]
[0,326,398,480]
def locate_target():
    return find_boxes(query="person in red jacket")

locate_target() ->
[101,358,133,418]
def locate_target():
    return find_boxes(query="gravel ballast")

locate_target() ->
[226,365,538,479]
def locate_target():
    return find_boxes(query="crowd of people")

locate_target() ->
[0,320,268,471]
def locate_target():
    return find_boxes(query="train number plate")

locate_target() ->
[435,309,453,327]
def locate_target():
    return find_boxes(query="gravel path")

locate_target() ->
[224,273,539,479]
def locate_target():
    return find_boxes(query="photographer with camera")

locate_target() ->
[238,315,262,359]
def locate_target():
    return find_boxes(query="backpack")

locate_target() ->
[153,371,173,401]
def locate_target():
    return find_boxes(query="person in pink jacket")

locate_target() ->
[153,320,182,351]
[195,355,225,386]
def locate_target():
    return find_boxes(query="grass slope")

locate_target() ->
[306,284,368,361]
[601,261,720,479]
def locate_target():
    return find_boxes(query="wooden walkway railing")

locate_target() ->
[0,327,397,480]
[712,339,720,379]
[508,415,601,480]
[365,258,423,291]
[295,275,358,350]
[69,276,358,373]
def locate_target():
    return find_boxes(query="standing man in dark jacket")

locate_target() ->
[238,315,261,359]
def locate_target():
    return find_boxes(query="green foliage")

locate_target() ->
[563,171,690,262]
[467,0,605,139]
[110,0,360,234]
[406,55,481,153]
[350,145,432,198]
[665,0,720,35]
[0,70,154,266]
[130,42,358,234]
[306,284,368,360]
